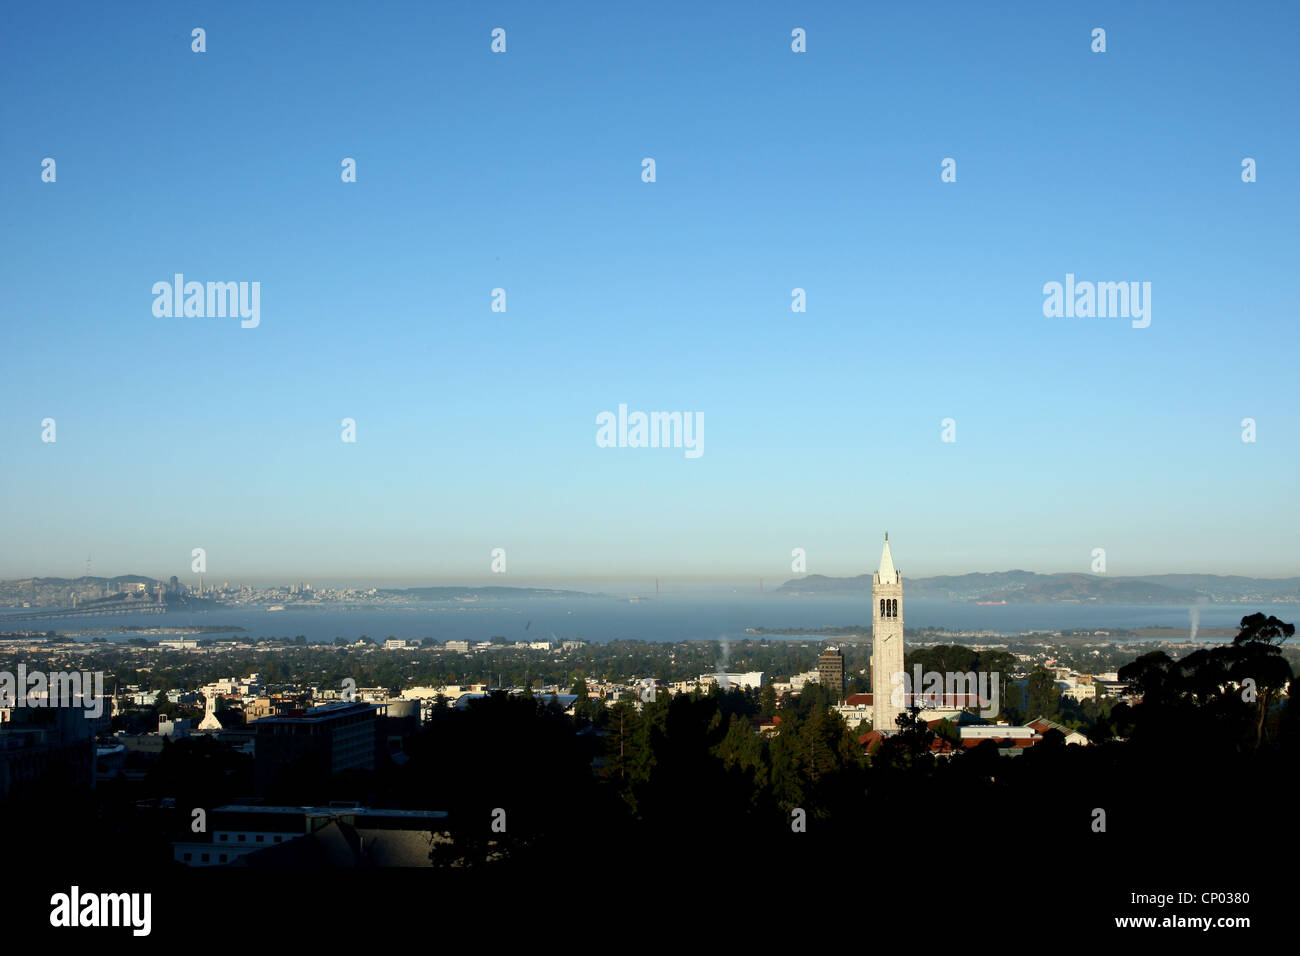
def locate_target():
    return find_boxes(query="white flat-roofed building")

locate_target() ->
[835,694,874,727]
[399,685,443,700]
[698,672,764,690]
[790,670,819,691]
[961,726,1040,741]
[1058,679,1096,702]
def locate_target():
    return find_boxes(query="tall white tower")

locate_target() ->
[871,533,905,733]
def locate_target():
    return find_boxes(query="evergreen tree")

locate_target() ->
[1025,667,1061,720]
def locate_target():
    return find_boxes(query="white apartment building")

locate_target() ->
[698,672,764,690]
[790,670,820,691]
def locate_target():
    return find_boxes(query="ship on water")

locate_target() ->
[976,600,1007,605]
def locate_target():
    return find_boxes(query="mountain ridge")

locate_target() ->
[778,572,1300,604]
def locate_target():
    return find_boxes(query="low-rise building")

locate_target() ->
[251,701,385,793]
[1026,715,1091,746]
[834,692,988,728]
[0,700,100,796]
[245,696,299,722]
[698,671,764,690]
[172,804,447,867]
[790,670,819,692]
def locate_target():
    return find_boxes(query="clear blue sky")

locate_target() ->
[1,1,1296,584]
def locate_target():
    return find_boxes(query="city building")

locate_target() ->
[789,670,820,692]
[172,803,447,867]
[245,696,299,722]
[251,701,384,793]
[1026,715,1091,746]
[0,699,102,797]
[115,716,194,755]
[835,693,873,728]
[698,672,764,690]
[860,722,1067,758]
[835,691,988,729]
[1094,677,1136,702]
[818,647,845,701]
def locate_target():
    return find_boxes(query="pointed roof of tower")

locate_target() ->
[878,534,896,581]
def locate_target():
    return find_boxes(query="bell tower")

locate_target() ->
[871,533,905,733]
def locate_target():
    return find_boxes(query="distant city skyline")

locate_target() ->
[2,2,1296,581]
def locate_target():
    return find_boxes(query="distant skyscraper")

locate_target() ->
[871,534,905,733]
[818,647,845,701]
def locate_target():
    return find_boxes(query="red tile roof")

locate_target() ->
[858,730,885,753]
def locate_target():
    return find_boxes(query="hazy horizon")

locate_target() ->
[5,566,1299,593]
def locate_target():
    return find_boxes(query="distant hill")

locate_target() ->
[3,575,159,587]
[378,586,592,601]
[778,571,1300,604]
[0,577,591,610]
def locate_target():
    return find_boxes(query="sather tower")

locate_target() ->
[871,533,905,733]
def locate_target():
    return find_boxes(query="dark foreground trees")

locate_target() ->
[395,613,1295,873]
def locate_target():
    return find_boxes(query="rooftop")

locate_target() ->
[212,804,446,820]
